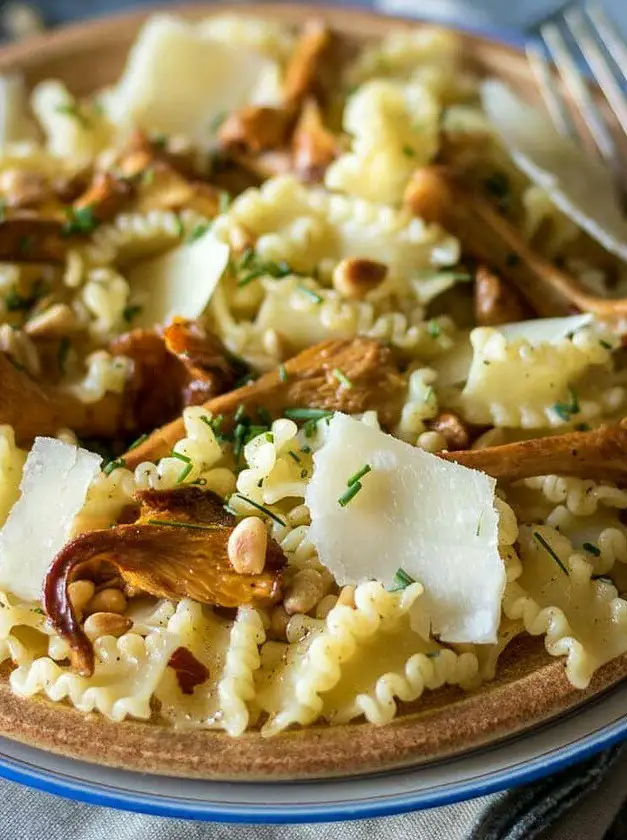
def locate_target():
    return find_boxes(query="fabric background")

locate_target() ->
[1,1,627,837]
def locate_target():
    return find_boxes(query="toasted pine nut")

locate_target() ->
[332,257,388,299]
[83,612,132,640]
[336,585,355,609]
[84,588,127,616]
[283,568,325,615]
[315,594,338,619]
[25,303,76,338]
[68,580,95,617]
[269,605,290,640]
[228,516,268,575]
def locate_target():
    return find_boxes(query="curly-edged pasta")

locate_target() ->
[218,607,266,736]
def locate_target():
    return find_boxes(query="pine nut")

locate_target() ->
[25,303,76,338]
[84,588,127,616]
[315,594,338,619]
[336,585,355,609]
[332,257,388,299]
[269,605,290,640]
[228,516,268,575]
[68,580,95,617]
[83,612,132,641]
[283,568,325,615]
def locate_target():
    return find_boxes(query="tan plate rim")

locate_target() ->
[0,1,625,783]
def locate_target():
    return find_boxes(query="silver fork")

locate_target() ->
[526,1,627,207]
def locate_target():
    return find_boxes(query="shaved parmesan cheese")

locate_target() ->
[127,228,229,328]
[305,414,504,644]
[433,314,595,388]
[0,438,101,602]
[0,75,35,147]
[109,15,276,144]
[482,80,627,261]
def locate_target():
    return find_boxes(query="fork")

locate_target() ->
[526,1,627,207]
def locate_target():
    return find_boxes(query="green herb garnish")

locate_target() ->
[427,319,441,338]
[338,483,362,507]
[388,568,416,591]
[63,205,98,236]
[234,494,286,526]
[142,168,155,186]
[103,458,126,476]
[600,339,613,350]
[284,408,334,422]
[288,450,301,463]
[402,144,416,158]
[18,235,34,256]
[553,387,580,422]
[128,433,148,451]
[533,531,569,576]
[583,542,601,557]
[186,223,210,243]
[347,464,371,486]
[210,111,228,133]
[297,284,323,304]
[219,192,231,214]
[174,215,185,238]
[0,198,6,222]
[333,368,353,389]
[122,304,143,323]
[55,103,90,128]
[279,364,288,383]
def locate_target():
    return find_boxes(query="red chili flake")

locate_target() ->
[167,646,209,695]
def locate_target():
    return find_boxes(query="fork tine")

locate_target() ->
[564,5,627,137]
[540,20,619,164]
[586,1,627,80]
[526,42,578,137]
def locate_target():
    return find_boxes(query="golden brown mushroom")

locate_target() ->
[123,337,407,469]
[44,487,285,676]
[441,420,627,484]
[404,166,627,318]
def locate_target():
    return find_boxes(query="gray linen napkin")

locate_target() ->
[1,1,627,838]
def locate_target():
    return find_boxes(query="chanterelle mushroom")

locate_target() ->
[441,420,627,484]
[124,337,407,469]
[44,487,285,676]
[404,166,627,318]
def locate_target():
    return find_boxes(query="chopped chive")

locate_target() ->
[148,519,219,530]
[476,511,483,537]
[288,450,301,463]
[284,408,334,422]
[338,482,363,507]
[553,387,580,422]
[297,284,323,304]
[264,432,274,443]
[347,464,371,486]
[424,385,435,403]
[0,198,6,222]
[170,451,191,464]
[427,319,441,338]
[388,568,416,591]
[583,542,601,557]
[300,468,308,478]
[18,235,34,255]
[57,337,71,374]
[200,415,213,429]
[234,404,246,423]
[122,303,143,323]
[176,462,193,484]
[31,607,45,615]
[63,205,98,236]
[575,423,591,432]
[533,531,569,576]
[425,651,440,659]
[219,192,231,214]
[186,222,210,243]
[128,433,148,450]
[103,458,126,476]
[174,215,184,238]
[142,168,155,186]
[279,364,288,382]
[333,368,353,389]
[234,494,286,526]
[301,445,312,454]
[151,133,167,149]
[55,103,90,128]
[600,339,613,350]
[402,144,416,158]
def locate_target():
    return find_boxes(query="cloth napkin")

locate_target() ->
[1,1,627,838]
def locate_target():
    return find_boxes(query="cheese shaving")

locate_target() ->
[305,413,504,644]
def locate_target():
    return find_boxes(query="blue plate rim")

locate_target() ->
[0,8,613,825]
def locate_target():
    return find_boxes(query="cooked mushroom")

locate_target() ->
[43,487,285,676]
[283,19,337,108]
[404,166,627,318]
[73,171,134,224]
[123,337,407,469]
[0,351,124,442]
[474,264,533,326]
[440,420,627,484]
[292,98,341,183]
[110,319,249,433]
[0,216,79,263]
